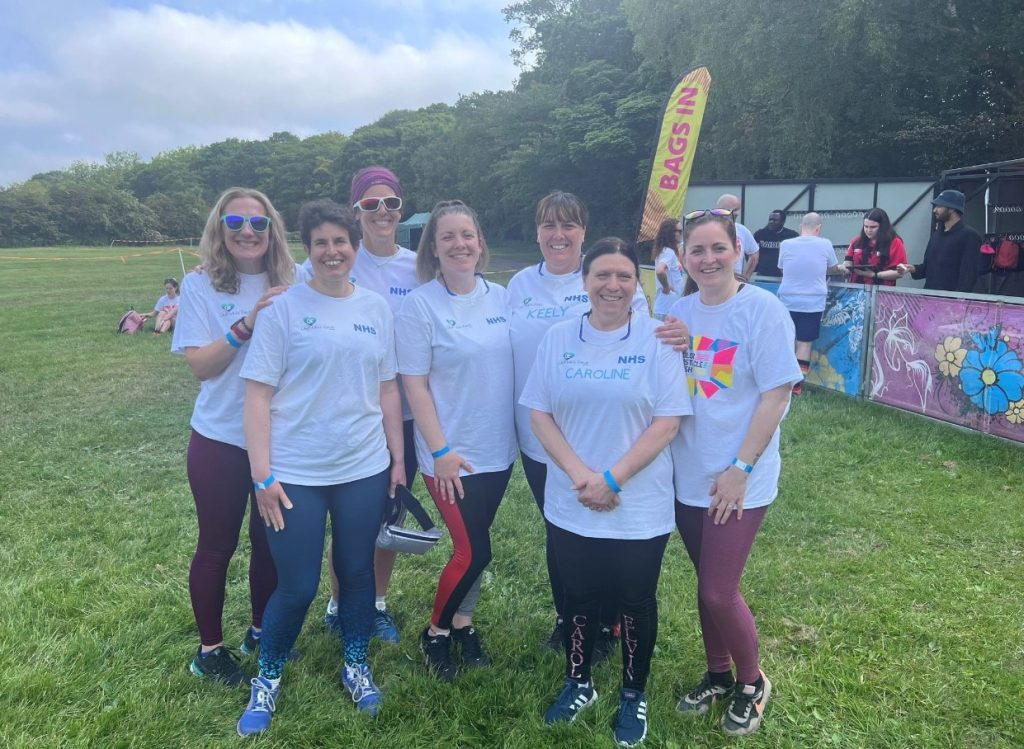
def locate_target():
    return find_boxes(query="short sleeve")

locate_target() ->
[171,274,214,354]
[395,296,433,376]
[888,237,908,268]
[653,343,692,417]
[518,328,555,414]
[239,302,288,387]
[748,296,802,393]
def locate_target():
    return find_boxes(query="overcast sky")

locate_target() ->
[0,0,520,187]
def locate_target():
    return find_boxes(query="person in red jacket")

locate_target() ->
[843,208,906,286]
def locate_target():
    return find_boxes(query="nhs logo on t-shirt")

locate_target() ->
[617,355,646,364]
[390,287,411,296]
[353,323,377,335]
[486,316,507,325]
[563,294,588,303]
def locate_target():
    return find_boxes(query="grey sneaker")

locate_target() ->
[676,671,734,715]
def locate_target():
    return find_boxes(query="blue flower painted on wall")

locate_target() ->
[955,327,1024,415]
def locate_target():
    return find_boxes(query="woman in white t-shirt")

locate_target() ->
[652,217,684,319]
[144,277,179,334]
[171,188,294,688]
[508,191,687,658]
[235,201,404,735]
[668,209,801,738]
[319,167,422,645]
[520,238,690,747]
[396,200,516,682]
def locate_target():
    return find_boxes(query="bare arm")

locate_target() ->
[708,383,792,524]
[243,379,293,531]
[655,261,671,293]
[402,373,472,503]
[379,378,405,497]
[743,251,760,279]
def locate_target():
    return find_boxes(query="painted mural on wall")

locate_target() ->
[754,281,867,397]
[870,291,1024,442]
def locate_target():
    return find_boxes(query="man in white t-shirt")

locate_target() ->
[777,212,847,392]
[717,194,759,278]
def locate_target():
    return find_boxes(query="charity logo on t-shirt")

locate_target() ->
[684,335,739,398]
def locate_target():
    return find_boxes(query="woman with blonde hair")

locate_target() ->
[171,187,294,687]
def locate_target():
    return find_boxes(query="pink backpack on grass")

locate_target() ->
[117,309,147,334]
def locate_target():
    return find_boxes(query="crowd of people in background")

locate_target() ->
[165,173,1008,745]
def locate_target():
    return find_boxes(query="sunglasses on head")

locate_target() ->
[353,196,403,213]
[222,214,272,233]
[684,208,733,222]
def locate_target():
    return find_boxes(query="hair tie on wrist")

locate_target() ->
[431,445,450,459]
[603,469,622,493]
[225,330,242,349]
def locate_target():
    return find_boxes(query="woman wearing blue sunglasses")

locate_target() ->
[171,187,294,688]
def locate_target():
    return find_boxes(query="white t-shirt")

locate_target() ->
[507,261,650,462]
[733,222,759,274]
[154,294,178,312]
[668,285,801,509]
[778,235,837,313]
[239,283,395,485]
[653,247,684,316]
[519,313,691,540]
[396,277,517,477]
[171,271,270,449]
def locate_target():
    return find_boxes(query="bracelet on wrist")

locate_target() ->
[225,330,242,349]
[231,317,253,341]
[431,445,450,459]
[731,457,754,474]
[603,469,622,494]
[253,473,276,491]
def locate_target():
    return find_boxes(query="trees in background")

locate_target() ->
[2,0,1021,246]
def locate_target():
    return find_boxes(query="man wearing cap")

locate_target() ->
[900,190,983,292]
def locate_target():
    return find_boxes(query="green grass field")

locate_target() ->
[1,246,1021,748]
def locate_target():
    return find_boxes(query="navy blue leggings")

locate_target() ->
[258,470,388,679]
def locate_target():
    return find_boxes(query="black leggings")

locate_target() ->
[549,523,669,691]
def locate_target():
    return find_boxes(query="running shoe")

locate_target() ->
[676,671,734,716]
[544,618,565,652]
[420,628,458,683]
[452,625,492,667]
[721,671,772,737]
[324,608,342,635]
[613,688,648,747]
[189,645,248,687]
[373,609,401,643]
[236,676,279,737]
[340,662,383,716]
[239,628,303,662]
[544,678,598,725]
[592,625,619,665]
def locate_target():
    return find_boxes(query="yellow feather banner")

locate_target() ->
[637,66,712,243]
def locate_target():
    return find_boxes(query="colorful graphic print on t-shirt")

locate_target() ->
[684,335,739,398]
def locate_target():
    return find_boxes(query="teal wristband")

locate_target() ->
[603,469,622,493]
[253,473,276,491]
[431,445,450,459]
[225,330,242,349]
[731,457,754,474]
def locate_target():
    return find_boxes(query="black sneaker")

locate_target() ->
[721,672,772,736]
[452,625,492,667]
[676,671,734,716]
[420,627,458,682]
[613,688,648,747]
[544,618,565,652]
[239,628,302,662]
[189,645,249,686]
[592,625,619,665]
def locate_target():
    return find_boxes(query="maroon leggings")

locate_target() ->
[675,503,767,683]
[187,430,277,646]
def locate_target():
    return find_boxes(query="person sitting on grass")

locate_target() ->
[142,277,179,334]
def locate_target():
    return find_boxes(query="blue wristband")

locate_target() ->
[431,445,450,459]
[603,469,622,493]
[253,473,276,491]
[731,457,754,474]
[225,330,242,349]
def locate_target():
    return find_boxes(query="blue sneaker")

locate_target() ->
[341,662,383,716]
[239,628,303,662]
[373,609,401,643]
[613,688,648,747]
[236,676,279,737]
[324,608,342,635]
[544,678,597,725]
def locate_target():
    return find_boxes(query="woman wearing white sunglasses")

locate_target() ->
[171,187,294,687]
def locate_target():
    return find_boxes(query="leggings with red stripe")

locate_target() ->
[675,502,768,683]
[187,430,277,646]
[424,465,513,629]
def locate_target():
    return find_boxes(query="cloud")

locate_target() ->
[0,3,518,185]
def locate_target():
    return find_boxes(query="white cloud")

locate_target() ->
[0,3,518,185]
